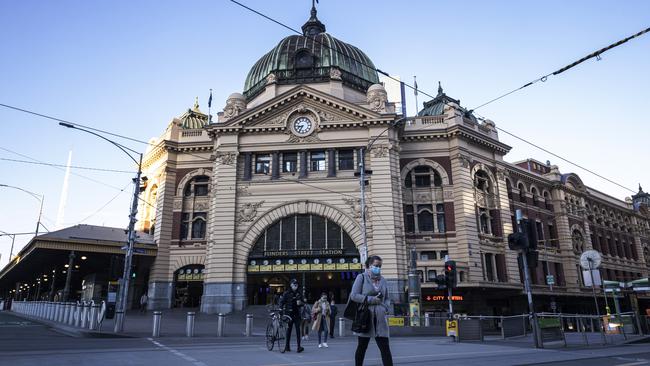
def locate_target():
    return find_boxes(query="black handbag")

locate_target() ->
[351,297,371,333]
[343,274,365,320]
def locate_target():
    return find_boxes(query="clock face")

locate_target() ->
[292,116,313,135]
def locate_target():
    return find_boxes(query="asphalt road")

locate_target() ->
[2,311,650,366]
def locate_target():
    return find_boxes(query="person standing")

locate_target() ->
[139,292,148,314]
[329,298,338,339]
[279,279,305,353]
[312,292,331,348]
[301,301,311,341]
[350,255,393,366]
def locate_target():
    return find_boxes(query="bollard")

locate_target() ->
[338,317,345,337]
[55,303,63,322]
[58,303,66,323]
[245,313,253,337]
[64,303,72,324]
[216,313,225,337]
[152,311,162,337]
[114,311,124,333]
[74,303,81,327]
[89,303,99,330]
[186,312,196,337]
[80,302,89,328]
[425,313,431,327]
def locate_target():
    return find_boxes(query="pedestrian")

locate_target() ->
[139,292,148,314]
[301,301,311,341]
[329,298,338,339]
[311,292,331,348]
[279,279,305,353]
[350,255,393,366]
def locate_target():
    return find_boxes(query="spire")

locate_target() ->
[437,81,444,96]
[302,0,326,36]
[192,97,201,112]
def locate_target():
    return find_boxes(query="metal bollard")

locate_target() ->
[245,313,253,337]
[152,311,162,337]
[59,303,66,323]
[67,303,75,325]
[55,303,63,322]
[74,303,81,327]
[89,303,99,330]
[186,312,196,337]
[80,302,89,328]
[63,303,72,324]
[338,317,345,337]
[216,313,225,337]
[425,313,431,327]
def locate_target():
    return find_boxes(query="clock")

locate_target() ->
[291,116,314,136]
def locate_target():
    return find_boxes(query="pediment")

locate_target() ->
[212,85,387,133]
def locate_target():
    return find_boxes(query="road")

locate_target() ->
[2,312,650,366]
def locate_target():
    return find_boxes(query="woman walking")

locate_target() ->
[311,292,331,348]
[350,255,393,366]
[301,301,311,341]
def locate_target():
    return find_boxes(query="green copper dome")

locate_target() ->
[243,6,380,100]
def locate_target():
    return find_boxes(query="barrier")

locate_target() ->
[338,317,345,337]
[89,303,99,330]
[186,312,195,337]
[80,302,89,328]
[501,315,528,338]
[458,318,483,341]
[217,313,225,337]
[245,313,253,337]
[152,311,162,337]
[74,303,82,327]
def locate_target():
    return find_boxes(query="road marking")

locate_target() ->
[147,338,208,366]
[615,362,648,366]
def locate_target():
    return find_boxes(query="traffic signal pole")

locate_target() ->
[514,211,542,348]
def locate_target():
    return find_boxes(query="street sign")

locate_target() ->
[583,269,602,286]
[446,320,458,337]
[134,248,145,254]
[546,275,555,285]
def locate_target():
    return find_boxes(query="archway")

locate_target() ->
[246,213,362,305]
[174,264,205,308]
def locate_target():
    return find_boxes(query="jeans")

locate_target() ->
[318,319,328,343]
[355,336,393,366]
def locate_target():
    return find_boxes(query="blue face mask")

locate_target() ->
[370,265,381,276]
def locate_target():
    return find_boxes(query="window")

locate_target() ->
[404,165,443,188]
[536,221,544,245]
[475,170,491,193]
[191,212,207,239]
[255,154,271,174]
[282,152,297,173]
[310,151,326,171]
[417,204,434,232]
[548,222,558,247]
[436,204,446,233]
[484,253,495,281]
[518,183,526,203]
[338,150,354,170]
[250,214,357,255]
[184,175,210,197]
[404,205,415,233]
[294,50,314,69]
[427,270,437,281]
[420,251,437,260]
[531,188,539,206]
[404,174,412,188]
[479,208,491,234]
[440,250,448,259]
[180,213,190,239]
[459,271,465,282]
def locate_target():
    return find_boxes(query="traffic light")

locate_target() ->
[508,231,528,250]
[444,260,457,289]
[433,274,447,290]
[517,250,539,269]
[507,219,539,250]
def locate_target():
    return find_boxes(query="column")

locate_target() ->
[495,168,521,284]
[271,152,280,180]
[62,251,75,301]
[299,151,308,178]
[327,149,336,177]
[243,153,252,181]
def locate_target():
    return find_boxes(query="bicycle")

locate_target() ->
[266,306,292,352]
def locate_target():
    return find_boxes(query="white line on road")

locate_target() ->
[147,338,208,366]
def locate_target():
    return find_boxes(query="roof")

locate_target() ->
[243,7,379,100]
[37,224,154,245]
[177,98,208,129]
[417,82,477,123]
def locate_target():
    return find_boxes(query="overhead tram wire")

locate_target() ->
[0,157,133,173]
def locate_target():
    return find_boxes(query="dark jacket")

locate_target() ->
[279,288,305,317]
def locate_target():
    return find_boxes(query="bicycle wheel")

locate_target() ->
[278,321,287,352]
[266,322,275,351]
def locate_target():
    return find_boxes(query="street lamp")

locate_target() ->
[0,184,46,235]
[59,122,143,333]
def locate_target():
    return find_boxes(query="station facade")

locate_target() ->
[135,7,650,315]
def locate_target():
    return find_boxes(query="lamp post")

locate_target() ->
[0,184,46,235]
[59,122,143,333]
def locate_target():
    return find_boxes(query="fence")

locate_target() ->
[9,300,106,331]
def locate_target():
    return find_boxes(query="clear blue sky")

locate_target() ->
[1,0,648,267]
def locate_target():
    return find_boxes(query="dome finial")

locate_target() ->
[437,81,443,96]
[193,97,200,111]
[302,0,325,36]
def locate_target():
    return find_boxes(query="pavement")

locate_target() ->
[3,310,650,366]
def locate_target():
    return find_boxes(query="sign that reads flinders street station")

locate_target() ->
[248,249,362,273]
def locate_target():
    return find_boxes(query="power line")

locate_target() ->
[73,182,132,225]
[0,157,133,173]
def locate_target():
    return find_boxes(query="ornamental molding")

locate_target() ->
[236,185,252,196]
[458,154,473,169]
[173,200,182,211]
[237,201,265,223]
[285,133,321,143]
[342,197,370,221]
[194,200,209,211]
[370,145,390,158]
[214,151,238,166]
[329,67,342,80]
[366,87,388,113]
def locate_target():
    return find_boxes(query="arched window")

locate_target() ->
[506,179,513,200]
[404,165,442,188]
[531,187,539,206]
[184,175,210,197]
[475,170,492,194]
[572,229,584,254]
[479,210,491,234]
[294,49,315,69]
[517,183,526,203]
[543,191,552,210]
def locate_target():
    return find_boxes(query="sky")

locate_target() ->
[0,0,648,268]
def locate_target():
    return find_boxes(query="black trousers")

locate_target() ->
[285,315,301,350]
[355,336,393,366]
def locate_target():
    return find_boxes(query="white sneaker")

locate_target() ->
[323,343,328,348]
[318,343,323,348]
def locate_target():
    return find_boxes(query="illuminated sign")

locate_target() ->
[424,295,464,302]
[264,249,345,257]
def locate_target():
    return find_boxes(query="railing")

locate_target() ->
[9,300,105,332]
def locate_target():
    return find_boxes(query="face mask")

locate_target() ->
[290,284,298,291]
[370,265,381,276]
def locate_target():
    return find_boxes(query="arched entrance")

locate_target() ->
[174,264,204,308]
[246,213,362,305]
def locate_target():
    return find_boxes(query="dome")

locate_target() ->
[243,6,380,100]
